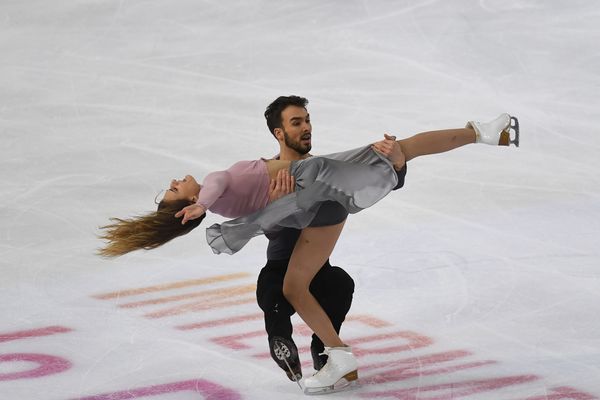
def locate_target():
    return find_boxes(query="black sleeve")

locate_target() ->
[392,164,407,191]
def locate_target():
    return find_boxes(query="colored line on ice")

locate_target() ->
[118,283,256,308]
[92,272,251,300]
[175,312,263,330]
[144,296,255,319]
[0,326,72,344]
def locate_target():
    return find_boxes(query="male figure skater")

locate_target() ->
[256,95,407,382]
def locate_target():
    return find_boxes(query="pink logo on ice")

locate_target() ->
[0,326,73,381]
[74,379,242,400]
[0,353,71,381]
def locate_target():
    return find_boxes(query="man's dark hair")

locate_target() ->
[264,95,308,138]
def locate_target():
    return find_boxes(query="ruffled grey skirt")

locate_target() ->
[206,145,398,254]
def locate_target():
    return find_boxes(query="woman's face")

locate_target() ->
[162,175,201,203]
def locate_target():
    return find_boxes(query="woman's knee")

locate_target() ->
[282,278,308,305]
[282,279,297,302]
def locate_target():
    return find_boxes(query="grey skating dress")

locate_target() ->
[206,145,398,254]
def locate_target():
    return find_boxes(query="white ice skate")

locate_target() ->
[303,346,358,395]
[466,113,520,147]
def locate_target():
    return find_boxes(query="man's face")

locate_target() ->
[278,105,312,155]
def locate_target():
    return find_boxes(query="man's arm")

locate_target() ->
[268,169,295,203]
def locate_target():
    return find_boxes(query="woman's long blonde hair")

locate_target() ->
[98,199,205,257]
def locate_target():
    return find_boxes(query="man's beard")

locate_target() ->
[283,129,311,155]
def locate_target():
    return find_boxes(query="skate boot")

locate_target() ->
[466,113,520,147]
[303,346,358,395]
[269,336,302,383]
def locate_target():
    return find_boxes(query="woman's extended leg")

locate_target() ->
[398,127,476,162]
[282,221,346,348]
[397,113,519,162]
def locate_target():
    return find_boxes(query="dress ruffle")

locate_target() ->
[206,145,398,254]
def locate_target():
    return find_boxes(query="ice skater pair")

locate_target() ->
[99,95,519,394]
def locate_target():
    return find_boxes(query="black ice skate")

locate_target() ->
[269,336,302,385]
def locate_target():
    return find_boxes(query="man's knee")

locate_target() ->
[311,265,355,296]
[258,286,294,315]
[329,266,355,294]
[310,265,354,322]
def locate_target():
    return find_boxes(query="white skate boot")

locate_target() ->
[303,346,358,395]
[466,113,520,147]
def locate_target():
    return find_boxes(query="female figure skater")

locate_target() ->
[99,111,519,393]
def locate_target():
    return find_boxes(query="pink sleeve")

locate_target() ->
[195,171,231,209]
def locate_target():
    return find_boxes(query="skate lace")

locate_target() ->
[318,347,330,358]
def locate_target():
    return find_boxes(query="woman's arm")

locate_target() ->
[196,171,231,209]
[175,204,206,225]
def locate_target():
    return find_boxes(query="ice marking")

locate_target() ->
[92,272,251,299]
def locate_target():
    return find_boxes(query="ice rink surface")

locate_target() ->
[2,1,600,399]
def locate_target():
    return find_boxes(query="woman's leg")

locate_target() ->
[398,127,476,162]
[282,221,346,348]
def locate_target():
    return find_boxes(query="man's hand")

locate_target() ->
[372,133,406,170]
[175,204,207,225]
[269,169,295,203]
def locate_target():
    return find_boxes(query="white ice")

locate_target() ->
[1,1,600,399]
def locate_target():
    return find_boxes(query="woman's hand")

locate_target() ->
[268,169,295,203]
[175,204,207,225]
[372,133,406,170]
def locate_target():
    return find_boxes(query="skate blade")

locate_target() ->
[303,371,359,396]
[499,116,520,147]
[289,371,303,390]
[510,116,520,147]
[282,358,302,384]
